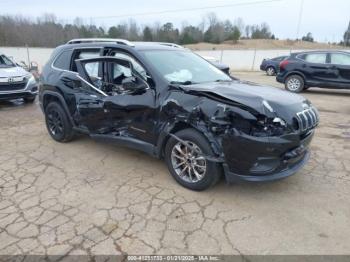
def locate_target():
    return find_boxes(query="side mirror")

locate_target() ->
[121,76,147,92]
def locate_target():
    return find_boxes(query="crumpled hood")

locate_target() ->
[181,80,308,122]
[0,66,28,78]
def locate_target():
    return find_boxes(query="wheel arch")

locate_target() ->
[42,91,76,127]
[266,65,276,70]
[155,121,222,159]
[284,71,306,83]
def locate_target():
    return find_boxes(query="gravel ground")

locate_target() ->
[0,72,349,258]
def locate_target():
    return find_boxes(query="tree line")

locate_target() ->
[1,13,349,48]
[0,13,275,47]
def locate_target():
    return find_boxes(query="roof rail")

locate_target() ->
[67,38,135,47]
[155,42,183,48]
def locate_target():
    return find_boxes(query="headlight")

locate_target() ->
[251,116,287,137]
[233,115,288,137]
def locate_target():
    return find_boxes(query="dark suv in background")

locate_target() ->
[260,56,288,76]
[277,51,350,93]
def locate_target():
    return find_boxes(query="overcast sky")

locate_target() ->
[1,0,349,42]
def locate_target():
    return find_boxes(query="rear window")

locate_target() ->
[330,53,350,65]
[53,50,72,70]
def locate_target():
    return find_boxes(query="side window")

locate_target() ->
[304,53,327,64]
[111,62,132,84]
[53,50,72,70]
[82,61,103,90]
[78,51,100,59]
[84,62,99,79]
[80,60,134,96]
[112,52,147,80]
[330,53,350,65]
[71,50,100,72]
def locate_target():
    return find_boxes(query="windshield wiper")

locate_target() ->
[169,80,196,86]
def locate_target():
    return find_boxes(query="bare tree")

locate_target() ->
[0,13,278,47]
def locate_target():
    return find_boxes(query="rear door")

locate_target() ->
[74,58,110,133]
[300,52,332,85]
[75,57,157,144]
[328,52,350,87]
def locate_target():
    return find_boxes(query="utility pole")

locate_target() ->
[296,0,304,40]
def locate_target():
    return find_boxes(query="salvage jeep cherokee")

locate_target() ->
[39,39,319,191]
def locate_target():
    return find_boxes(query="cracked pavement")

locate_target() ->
[0,72,350,257]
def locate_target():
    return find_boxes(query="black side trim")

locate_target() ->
[90,134,157,157]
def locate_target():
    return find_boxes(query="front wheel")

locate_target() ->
[164,129,221,191]
[285,75,304,93]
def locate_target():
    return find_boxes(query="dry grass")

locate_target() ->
[185,39,346,50]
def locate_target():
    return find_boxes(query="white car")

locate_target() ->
[200,55,230,75]
[0,53,38,102]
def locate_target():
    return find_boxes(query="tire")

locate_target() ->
[164,128,221,191]
[285,74,304,93]
[266,66,276,76]
[24,96,36,103]
[45,102,75,142]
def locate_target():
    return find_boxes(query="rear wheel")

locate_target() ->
[45,102,75,142]
[285,75,304,93]
[165,129,221,191]
[266,66,276,76]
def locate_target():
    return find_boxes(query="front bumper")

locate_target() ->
[222,130,314,183]
[276,73,285,83]
[0,84,38,101]
[223,150,310,182]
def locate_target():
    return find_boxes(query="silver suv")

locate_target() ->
[0,53,38,102]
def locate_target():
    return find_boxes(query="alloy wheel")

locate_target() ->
[287,77,301,91]
[170,140,207,183]
[267,67,275,76]
[47,109,63,136]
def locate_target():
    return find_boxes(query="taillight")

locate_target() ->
[279,60,290,70]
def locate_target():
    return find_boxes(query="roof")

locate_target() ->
[291,50,350,56]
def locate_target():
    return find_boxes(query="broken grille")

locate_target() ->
[296,107,319,132]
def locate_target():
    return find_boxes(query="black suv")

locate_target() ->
[277,50,350,92]
[39,39,319,191]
